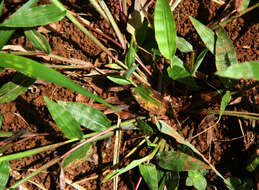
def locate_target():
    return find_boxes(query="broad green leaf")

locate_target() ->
[137,119,153,135]
[0,4,66,27]
[158,151,210,171]
[139,163,161,190]
[190,16,215,54]
[0,73,35,103]
[0,52,117,110]
[0,0,39,49]
[125,39,136,67]
[215,27,238,72]
[176,37,193,53]
[44,97,83,139]
[0,161,10,190]
[154,0,177,59]
[187,170,207,190]
[219,91,231,120]
[24,29,51,54]
[168,56,199,89]
[165,171,179,190]
[0,0,4,17]
[192,49,208,76]
[103,155,150,182]
[107,75,131,85]
[125,64,138,80]
[57,101,111,132]
[62,142,92,168]
[216,61,259,81]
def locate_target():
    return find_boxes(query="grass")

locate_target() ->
[0,0,258,189]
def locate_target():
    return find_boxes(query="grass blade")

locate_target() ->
[24,29,51,54]
[0,0,39,49]
[0,52,117,110]
[190,16,215,54]
[107,75,131,85]
[154,0,177,59]
[57,101,111,132]
[219,91,231,120]
[44,97,83,139]
[216,61,259,80]
[176,36,193,53]
[0,73,35,103]
[125,39,136,67]
[0,4,66,27]
[0,0,4,17]
[0,161,9,190]
[215,27,238,72]
[192,49,208,76]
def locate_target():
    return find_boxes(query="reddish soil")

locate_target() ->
[0,0,258,189]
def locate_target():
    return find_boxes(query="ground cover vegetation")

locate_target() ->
[0,0,258,189]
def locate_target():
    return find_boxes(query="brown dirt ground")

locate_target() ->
[0,0,258,189]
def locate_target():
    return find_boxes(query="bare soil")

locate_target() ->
[0,0,258,189]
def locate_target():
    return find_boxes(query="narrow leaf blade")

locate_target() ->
[0,4,66,27]
[44,97,83,139]
[0,161,10,190]
[24,29,51,54]
[176,37,193,53]
[192,49,208,76]
[0,0,4,17]
[219,91,231,120]
[154,0,177,59]
[0,73,35,103]
[190,16,215,54]
[57,101,111,132]
[0,52,116,109]
[107,75,131,85]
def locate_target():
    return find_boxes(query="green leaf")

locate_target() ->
[125,39,136,67]
[0,113,2,129]
[107,75,131,85]
[62,142,92,168]
[0,0,4,17]
[125,64,138,80]
[246,155,259,172]
[168,56,199,89]
[24,29,51,54]
[57,101,111,132]
[215,61,259,80]
[0,4,66,27]
[0,52,117,110]
[137,119,153,135]
[158,151,210,171]
[44,97,83,139]
[192,49,208,76]
[226,177,254,190]
[103,155,150,182]
[139,163,160,190]
[215,27,238,72]
[165,171,179,190]
[0,73,35,103]
[240,0,250,11]
[176,37,193,53]
[219,91,231,120]
[0,0,39,49]
[0,161,10,190]
[190,16,215,54]
[187,170,207,190]
[154,0,177,59]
